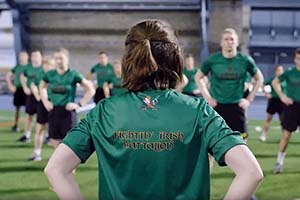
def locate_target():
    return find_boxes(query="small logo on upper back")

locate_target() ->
[142,96,158,111]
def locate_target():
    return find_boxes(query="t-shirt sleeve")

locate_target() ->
[246,56,258,76]
[11,66,16,73]
[198,100,245,166]
[62,108,96,163]
[264,77,272,85]
[90,64,96,73]
[74,71,83,83]
[23,68,28,76]
[278,71,288,82]
[200,59,211,75]
[43,72,49,83]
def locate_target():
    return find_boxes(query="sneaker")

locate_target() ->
[259,134,267,142]
[250,194,258,200]
[28,154,42,162]
[11,125,20,132]
[273,162,282,174]
[44,137,51,145]
[17,135,30,143]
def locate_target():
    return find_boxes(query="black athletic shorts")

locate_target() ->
[243,89,250,99]
[13,87,26,106]
[281,102,300,132]
[94,87,105,104]
[25,94,38,115]
[37,101,48,124]
[182,92,202,98]
[48,106,77,140]
[214,103,247,135]
[266,97,284,115]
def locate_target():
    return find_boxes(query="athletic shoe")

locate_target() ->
[273,162,282,174]
[11,125,20,132]
[259,134,267,142]
[44,137,51,145]
[250,194,258,200]
[17,135,30,143]
[28,154,42,162]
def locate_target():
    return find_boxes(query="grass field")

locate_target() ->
[1,110,300,200]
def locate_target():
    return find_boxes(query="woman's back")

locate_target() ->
[65,89,243,200]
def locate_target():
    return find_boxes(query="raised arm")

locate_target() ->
[272,77,293,105]
[44,143,83,200]
[195,70,217,107]
[246,69,264,103]
[79,78,95,105]
[30,83,41,101]
[224,145,263,200]
[5,71,16,93]
[20,73,31,95]
[239,70,264,110]
[39,80,53,111]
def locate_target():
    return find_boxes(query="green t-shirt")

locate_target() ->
[63,89,245,200]
[23,64,43,88]
[43,69,83,106]
[201,52,258,104]
[264,77,286,98]
[183,68,198,94]
[278,67,300,101]
[11,64,28,88]
[90,63,114,87]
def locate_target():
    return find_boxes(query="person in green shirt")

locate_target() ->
[259,65,285,142]
[45,20,263,200]
[27,56,55,161]
[182,54,201,96]
[18,50,43,143]
[86,51,114,103]
[5,51,29,132]
[103,60,127,97]
[40,48,95,149]
[272,48,300,174]
[195,28,264,140]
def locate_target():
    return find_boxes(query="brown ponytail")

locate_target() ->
[122,20,183,92]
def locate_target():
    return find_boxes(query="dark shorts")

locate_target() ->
[243,89,250,99]
[182,92,202,98]
[48,106,77,140]
[94,87,105,104]
[214,103,247,135]
[13,87,26,107]
[266,97,284,115]
[25,94,38,115]
[281,102,300,132]
[37,101,48,124]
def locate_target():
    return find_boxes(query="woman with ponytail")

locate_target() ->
[45,20,263,200]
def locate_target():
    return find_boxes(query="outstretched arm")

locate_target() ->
[224,145,263,200]
[45,143,83,200]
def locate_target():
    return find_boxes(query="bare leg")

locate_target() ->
[51,138,61,149]
[279,129,292,152]
[274,129,292,173]
[260,113,273,141]
[14,106,20,127]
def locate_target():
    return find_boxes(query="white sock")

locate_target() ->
[34,149,41,156]
[277,152,286,165]
[25,131,31,138]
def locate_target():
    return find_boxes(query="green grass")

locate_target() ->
[1,111,300,200]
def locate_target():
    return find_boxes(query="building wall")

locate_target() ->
[29,10,201,73]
